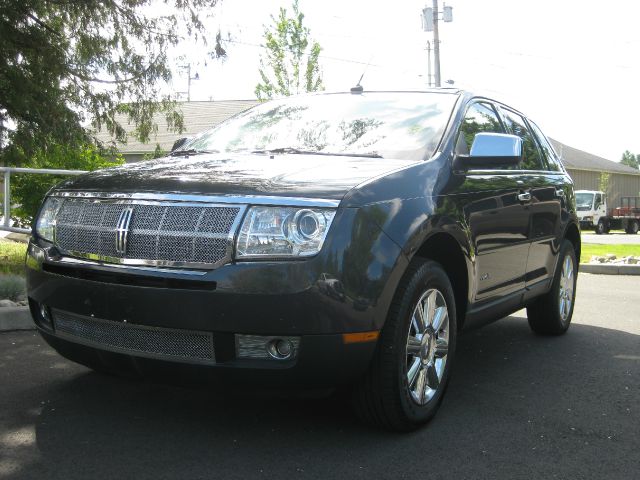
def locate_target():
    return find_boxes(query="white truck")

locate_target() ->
[576,190,640,234]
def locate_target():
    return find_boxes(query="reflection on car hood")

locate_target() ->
[55,153,418,201]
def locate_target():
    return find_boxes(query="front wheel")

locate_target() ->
[527,239,577,335]
[352,259,457,431]
[596,220,606,235]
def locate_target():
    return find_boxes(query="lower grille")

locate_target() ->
[52,309,215,364]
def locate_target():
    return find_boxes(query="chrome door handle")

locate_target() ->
[555,189,565,198]
[518,192,531,202]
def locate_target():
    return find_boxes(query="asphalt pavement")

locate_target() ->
[1,273,638,480]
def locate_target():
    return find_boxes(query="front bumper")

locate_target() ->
[26,218,406,386]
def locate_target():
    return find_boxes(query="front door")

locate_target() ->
[450,101,531,303]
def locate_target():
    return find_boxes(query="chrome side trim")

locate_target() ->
[50,191,341,208]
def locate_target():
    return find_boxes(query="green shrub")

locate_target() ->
[0,274,26,301]
[8,143,124,227]
[0,240,27,275]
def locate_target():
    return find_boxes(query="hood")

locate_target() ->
[55,153,417,201]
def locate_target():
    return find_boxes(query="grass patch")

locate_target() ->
[580,243,640,264]
[0,240,28,275]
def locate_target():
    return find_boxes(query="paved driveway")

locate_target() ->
[582,232,640,244]
[1,274,638,479]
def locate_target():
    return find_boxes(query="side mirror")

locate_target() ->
[171,137,191,152]
[454,133,523,170]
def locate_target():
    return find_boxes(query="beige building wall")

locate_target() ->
[566,168,640,209]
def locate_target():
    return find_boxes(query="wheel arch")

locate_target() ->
[411,232,471,330]
[564,222,581,265]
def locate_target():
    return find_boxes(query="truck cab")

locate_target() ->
[576,190,608,233]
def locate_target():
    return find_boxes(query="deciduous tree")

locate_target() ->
[620,150,639,169]
[254,0,323,101]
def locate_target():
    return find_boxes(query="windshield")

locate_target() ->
[576,192,595,210]
[181,92,458,160]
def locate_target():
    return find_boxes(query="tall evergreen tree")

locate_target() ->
[0,0,224,165]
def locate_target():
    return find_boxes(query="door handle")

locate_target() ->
[518,192,531,202]
[555,189,565,198]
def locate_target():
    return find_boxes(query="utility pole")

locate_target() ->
[426,41,433,87]
[177,63,199,101]
[432,0,441,87]
[421,2,452,88]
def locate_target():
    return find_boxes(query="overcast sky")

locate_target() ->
[170,0,640,162]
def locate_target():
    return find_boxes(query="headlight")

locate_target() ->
[35,197,63,242]
[236,206,336,258]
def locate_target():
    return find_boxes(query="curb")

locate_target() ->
[0,306,34,331]
[580,263,640,275]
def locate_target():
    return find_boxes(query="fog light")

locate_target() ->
[236,334,300,360]
[37,303,53,330]
[267,339,294,360]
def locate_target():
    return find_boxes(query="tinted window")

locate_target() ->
[529,120,563,172]
[456,102,504,154]
[501,109,544,170]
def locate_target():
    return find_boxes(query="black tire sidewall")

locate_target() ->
[393,262,457,424]
[552,240,578,330]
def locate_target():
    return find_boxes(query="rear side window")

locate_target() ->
[529,120,563,172]
[500,109,544,170]
[456,102,504,155]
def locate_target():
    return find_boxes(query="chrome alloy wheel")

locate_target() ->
[558,254,575,323]
[405,289,450,405]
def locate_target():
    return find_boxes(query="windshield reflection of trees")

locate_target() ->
[184,96,452,160]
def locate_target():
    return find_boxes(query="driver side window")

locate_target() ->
[594,194,602,209]
[456,102,505,155]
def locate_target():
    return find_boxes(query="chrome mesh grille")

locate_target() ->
[52,309,215,364]
[54,199,241,267]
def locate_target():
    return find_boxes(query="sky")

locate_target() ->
[166,0,640,162]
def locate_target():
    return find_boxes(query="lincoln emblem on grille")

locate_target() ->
[115,207,134,254]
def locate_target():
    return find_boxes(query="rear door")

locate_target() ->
[505,115,564,291]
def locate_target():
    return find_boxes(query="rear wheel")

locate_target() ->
[527,239,577,335]
[626,220,639,235]
[352,259,457,431]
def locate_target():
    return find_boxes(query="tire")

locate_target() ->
[527,239,577,335]
[352,259,457,431]
[595,220,605,235]
[625,220,639,235]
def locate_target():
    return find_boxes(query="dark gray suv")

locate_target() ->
[26,90,580,431]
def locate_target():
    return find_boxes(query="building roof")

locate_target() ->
[95,99,640,176]
[550,139,640,176]
[94,100,259,154]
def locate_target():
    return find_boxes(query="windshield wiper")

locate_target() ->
[169,148,219,157]
[250,147,309,155]
[250,147,383,158]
